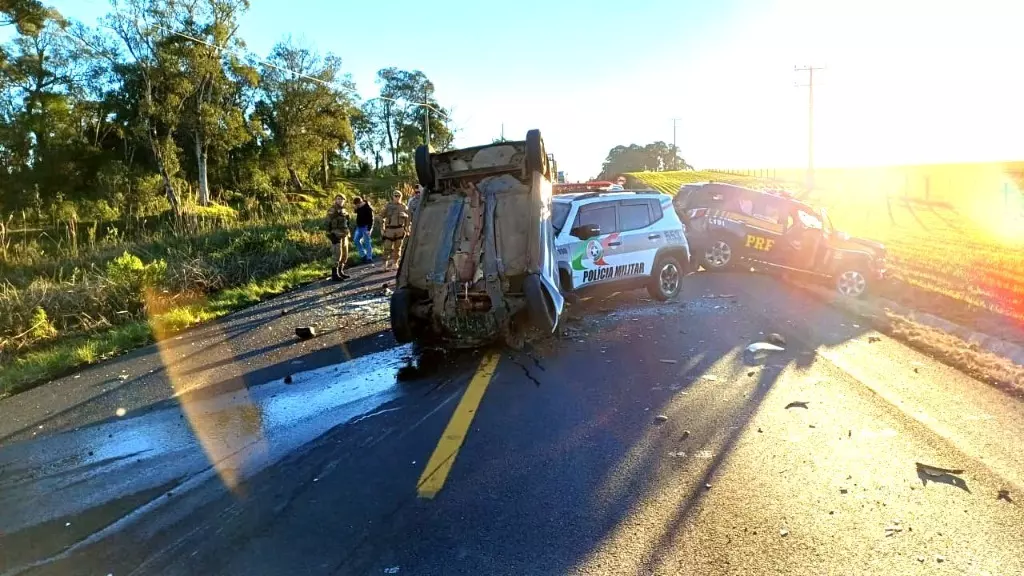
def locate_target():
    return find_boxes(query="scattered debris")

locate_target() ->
[868,336,881,343]
[654,414,669,424]
[117,373,129,381]
[704,483,712,490]
[284,375,293,384]
[779,527,789,537]
[115,407,126,417]
[840,488,848,494]
[767,333,786,346]
[384,567,400,574]
[747,370,756,376]
[785,401,809,410]
[884,525,903,536]
[65,522,71,527]
[667,451,686,458]
[917,556,926,563]
[702,374,719,382]
[936,555,945,563]
[680,430,691,440]
[997,489,1012,502]
[280,309,288,316]
[295,326,317,340]
[659,359,678,364]
[757,427,763,433]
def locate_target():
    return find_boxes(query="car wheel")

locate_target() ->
[702,238,734,271]
[414,145,435,189]
[836,269,868,298]
[524,274,557,332]
[648,255,683,301]
[390,288,416,343]
[525,129,548,179]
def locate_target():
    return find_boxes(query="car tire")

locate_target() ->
[836,268,869,298]
[648,255,683,301]
[525,129,548,179]
[414,145,435,189]
[523,274,557,332]
[701,236,736,271]
[390,288,416,343]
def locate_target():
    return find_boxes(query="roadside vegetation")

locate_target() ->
[0,1,428,396]
[629,168,1024,343]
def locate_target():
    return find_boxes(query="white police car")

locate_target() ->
[552,189,690,300]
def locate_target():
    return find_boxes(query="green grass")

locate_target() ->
[0,260,329,398]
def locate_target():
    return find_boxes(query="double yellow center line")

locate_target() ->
[416,352,501,499]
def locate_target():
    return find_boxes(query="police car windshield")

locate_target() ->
[552,202,571,233]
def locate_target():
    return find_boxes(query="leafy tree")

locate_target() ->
[171,0,253,205]
[599,141,692,179]
[255,40,356,191]
[0,0,48,35]
[374,67,452,172]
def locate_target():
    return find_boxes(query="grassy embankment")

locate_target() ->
[0,178,410,397]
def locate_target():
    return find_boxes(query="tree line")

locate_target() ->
[598,142,692,180]
[0,0,453,223]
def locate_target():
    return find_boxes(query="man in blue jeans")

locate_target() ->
[352,196,374,263]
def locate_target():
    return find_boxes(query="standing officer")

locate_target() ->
[381,189,411,271]
[407,184,423,219]
[324,194,351,281]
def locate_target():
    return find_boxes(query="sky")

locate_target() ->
[34,0,1024,180]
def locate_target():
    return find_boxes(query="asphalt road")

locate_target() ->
[1,266,1022,576]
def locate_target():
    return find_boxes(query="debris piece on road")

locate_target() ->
[997,489,1012,502]
[936,556,945,563]
[654,414,669,424]
[295,326,317,340]
[785,401,809,410]
[284,375,293,384]
[702,374,719,381]
[680,430,691,440]
[780,527,789,537]
[118,373,129,381]
[747,370,756,377]
[840,488,848,494]
[917,556,926,563]
[384,567,400,574]
[884,525,903,536]
[659,359,678,364]
[767,333,786,346]
[757,427,763,433]
[667,451,686,458]
[744,342,785,365]
[115,407,126,417]
[704,483,712,490]
[868,336,881,343]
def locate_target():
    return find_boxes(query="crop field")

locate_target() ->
[628,166,1024,338]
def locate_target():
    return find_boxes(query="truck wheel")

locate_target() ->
[836,269,868,298]
[525,129,548,179]
[648,255,683,301]
[415,145,435,189]
[702,237,735,271]
[524,274,556,332]
[390,288,415,343]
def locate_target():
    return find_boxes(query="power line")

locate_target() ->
[794,65,824,191]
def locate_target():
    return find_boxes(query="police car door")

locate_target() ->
[615,199,661,281]
[742,195,787,263]
[567,202,621,288]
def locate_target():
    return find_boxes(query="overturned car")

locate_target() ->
[390,130,564,347]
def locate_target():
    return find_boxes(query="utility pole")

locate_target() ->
[794,65,824,192]
[670,118,681,170]
[424,109,430,150]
